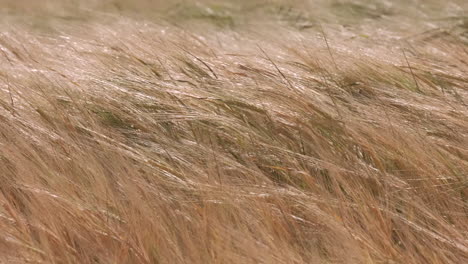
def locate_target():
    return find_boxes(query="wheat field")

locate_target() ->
[0,0,467,263]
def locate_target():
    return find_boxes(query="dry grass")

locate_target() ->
[0,0,467,263]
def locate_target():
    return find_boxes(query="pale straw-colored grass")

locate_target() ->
[0,1,467,263]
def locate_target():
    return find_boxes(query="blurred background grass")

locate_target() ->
[1,0,466,32]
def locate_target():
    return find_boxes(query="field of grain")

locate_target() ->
[0,1,467,263]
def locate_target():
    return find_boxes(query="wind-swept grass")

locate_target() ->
[0,0,467,263]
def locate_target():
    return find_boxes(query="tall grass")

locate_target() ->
[0,0,467,263]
